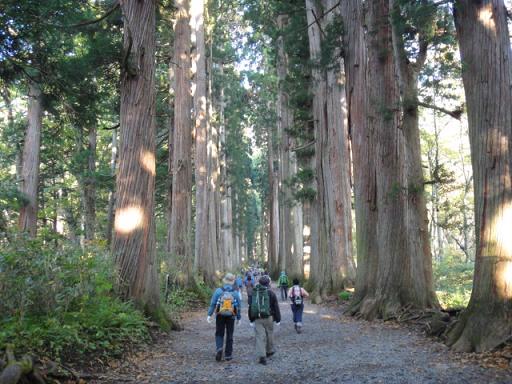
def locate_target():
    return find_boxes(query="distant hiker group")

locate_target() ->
[206,270,309,364]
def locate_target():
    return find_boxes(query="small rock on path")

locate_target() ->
[91,289,511,384]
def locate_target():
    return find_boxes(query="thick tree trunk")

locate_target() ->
[18,80,43,237]
[306,0,355,301]
[390,0,438,310]
[268,125,280,277]
[219,65,234,272]
[113,0,160,315]
[289,150,304,280]
[447,0,512,352]
[274,14,294,276]
[342,0,377,310]
[106,129,118,246]
[191,0,212,281]
[346,0,437,319]
[168,0,194,287]
[83,124,97,241]
[324,0,356,287]
[206,38,220,282]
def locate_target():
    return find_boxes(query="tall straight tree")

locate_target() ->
[18,79,43,237]
[83,123,97,241]
[347,0,437,319]
[168,0,194,287]
[447,0,512,352]
[341,0,374,303]
[113,0,160,315]
[191,0,214,282]
[305,0,355,301]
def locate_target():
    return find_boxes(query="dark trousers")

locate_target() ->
[247,295,253,306]
[291,304,304,323]
[280,285,288,300]
[215,315,235,357]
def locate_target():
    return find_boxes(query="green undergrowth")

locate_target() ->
[338,291,352,301]
[434,256,474,310]
[0,236,149,361]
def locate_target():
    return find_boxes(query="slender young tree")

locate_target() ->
[447,0,512,352]
[168,0,194,287]
[113,0,161,316]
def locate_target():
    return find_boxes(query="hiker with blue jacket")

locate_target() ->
[207,273,242,362]
[248,275,281,365]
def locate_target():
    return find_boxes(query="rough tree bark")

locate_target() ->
[113,0,161,316]
[306,0,354,302]
[219,64,235,272]
[18,79,43,237]
[447,0,512,352]
[276,14,289,276]
[268,122,280,277]
[168,0,194,287]
[83,123,97,241]
[106,129,117,245]
[346,0,437,319]
[191,0,212,281]
[342,0,377,315]
[206,34,220,282]
[390,0,438,310]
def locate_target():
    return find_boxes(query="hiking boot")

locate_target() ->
[215,349,223,362]
[296,325,302,334]
[266,351,275,358]
[294,323,298,332]
[225,355,232,361]
[258,357,267,365]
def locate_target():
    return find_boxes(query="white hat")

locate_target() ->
[223,273,235,285]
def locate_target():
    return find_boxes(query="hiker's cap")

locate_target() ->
[223,273,236,285]
[259,275,270,286]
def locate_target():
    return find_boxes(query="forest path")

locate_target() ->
[91,288,511,384]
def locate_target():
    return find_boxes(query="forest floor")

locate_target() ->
[88,288,511,384]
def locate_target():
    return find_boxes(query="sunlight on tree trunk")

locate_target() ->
[447,0,512,352]
[113,0,161,318]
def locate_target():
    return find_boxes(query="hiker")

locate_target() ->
[234,275,243,303]
[288,278,309,333]
[244,274,255,305]
[206,273,242,362]
[277,271,289,301]
[248,275,281,365]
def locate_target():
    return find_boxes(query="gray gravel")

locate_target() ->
[91,289,512,384]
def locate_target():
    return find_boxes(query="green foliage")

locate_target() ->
[434,256,473,309]
[338,291,351,301]
[0,238,149,360]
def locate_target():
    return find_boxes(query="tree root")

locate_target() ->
[0,345,92,384]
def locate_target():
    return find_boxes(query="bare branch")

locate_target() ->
[417,101,463,120]
[290,140,315,152]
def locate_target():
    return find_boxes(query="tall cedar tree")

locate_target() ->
[113,0,161,315]
[447,0,512,352]
[168,0,194,287]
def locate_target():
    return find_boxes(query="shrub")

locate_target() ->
[338,291,351,301]
[434,256,474,309]
[0,237,149,360]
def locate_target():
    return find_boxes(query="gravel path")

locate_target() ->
[91,288,511,384]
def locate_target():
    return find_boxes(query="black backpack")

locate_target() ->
[291,286,303,306]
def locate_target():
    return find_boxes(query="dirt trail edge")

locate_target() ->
[90,292,511,384]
